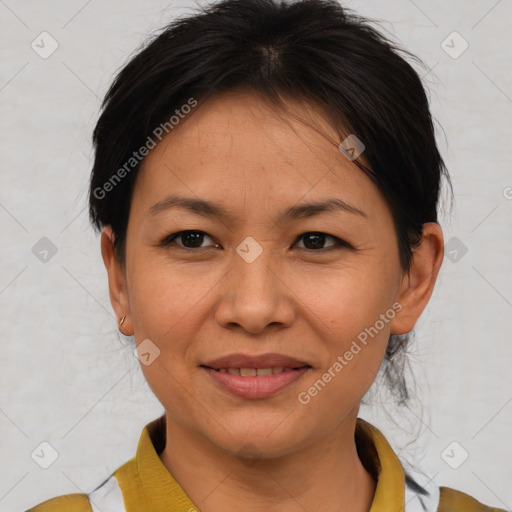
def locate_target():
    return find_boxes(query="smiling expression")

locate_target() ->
[103,88,433,458]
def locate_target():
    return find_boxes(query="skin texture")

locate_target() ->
[101,90,444,512]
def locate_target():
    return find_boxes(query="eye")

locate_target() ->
[294,232,351,252]
[160,230,219,250]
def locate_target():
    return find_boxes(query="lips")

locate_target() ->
[202,352,311,370]
[214,367,297,376]
[200,353,312,399]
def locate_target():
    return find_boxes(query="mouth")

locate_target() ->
[203,366,309,376]
[202,352,311,370]
[200,353,312,399]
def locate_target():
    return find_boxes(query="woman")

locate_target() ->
[26,0,508,510]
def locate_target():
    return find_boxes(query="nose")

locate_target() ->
[214,243,295,335]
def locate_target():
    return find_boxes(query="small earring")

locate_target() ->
[119,315,126,327]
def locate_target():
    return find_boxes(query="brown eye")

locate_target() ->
[161,230,218,249]
[295,232,350,251]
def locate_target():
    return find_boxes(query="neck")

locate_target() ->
[159,412,377,512]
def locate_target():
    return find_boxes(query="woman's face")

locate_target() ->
[104,90,440,458]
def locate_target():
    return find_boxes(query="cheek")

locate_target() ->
[128,259,219,339]
[296,314,390,419]
[292,264,396,341]
[127,267,198,401]
[292,266,394,400]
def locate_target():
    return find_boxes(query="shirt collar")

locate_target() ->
[355,417,406,511]
[135,414,405,511]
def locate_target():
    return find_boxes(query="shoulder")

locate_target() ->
[438,486,509,512]
[25,493,92,512]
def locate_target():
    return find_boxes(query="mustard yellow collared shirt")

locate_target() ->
[25,415,508,512]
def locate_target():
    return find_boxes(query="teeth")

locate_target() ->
[240,368,257,377]
[256,368,272,376]
[214,367,298,376]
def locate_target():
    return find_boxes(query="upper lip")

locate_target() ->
[202,353,311,370]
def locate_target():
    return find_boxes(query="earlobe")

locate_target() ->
[100,226,133,335]
[389,222,444,335]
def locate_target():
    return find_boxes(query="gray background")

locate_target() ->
[1,0,511,510]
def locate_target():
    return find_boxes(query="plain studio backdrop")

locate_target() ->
[1,1,511,511]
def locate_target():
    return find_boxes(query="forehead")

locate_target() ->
[130,90,390,227]
[161,89,346,165]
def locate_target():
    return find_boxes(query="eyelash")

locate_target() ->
[158,230,352,253]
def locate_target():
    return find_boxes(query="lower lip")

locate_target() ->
[202,367,310,399]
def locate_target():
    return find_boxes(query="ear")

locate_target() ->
[390,222,444,335]
[100,226,133,335]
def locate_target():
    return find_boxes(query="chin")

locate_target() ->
[199,413,314,460]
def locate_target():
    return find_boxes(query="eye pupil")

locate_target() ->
[182,231,204,248]
[303,232,325,250]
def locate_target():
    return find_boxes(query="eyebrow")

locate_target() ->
[146,194,368,222]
